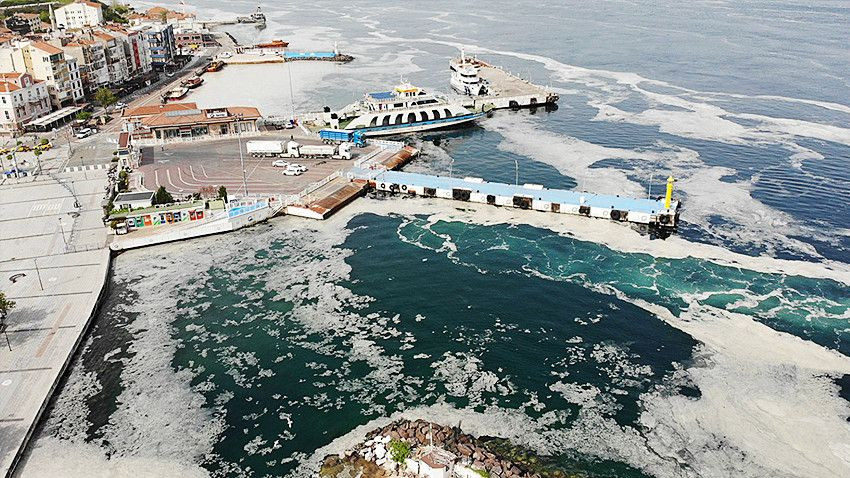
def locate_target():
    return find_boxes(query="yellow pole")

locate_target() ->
[665,176,674,209]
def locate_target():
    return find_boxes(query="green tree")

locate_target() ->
[388,439,411,464]
[76,111,93,121]
[94,87,117,109]
[118,169,129,192]
[217,185,228,203]
[0,291,15,321]
[153,186,173,205]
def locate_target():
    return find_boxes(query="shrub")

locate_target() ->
[388,439,411,464]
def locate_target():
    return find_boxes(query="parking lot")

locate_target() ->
[136,136,373,197]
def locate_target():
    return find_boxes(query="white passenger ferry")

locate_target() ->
[334,82,486,137]
[450,49,489,96]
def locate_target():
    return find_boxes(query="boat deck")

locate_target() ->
[459,62,558,110]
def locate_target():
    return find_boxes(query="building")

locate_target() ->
[174,30,217,51]
[0,40,84,108]
[54,0,104,29]
[91,31,128,85]
[130,23,175,71]
[103,24,151,79]
[4,13,43,35]
[123,102,261,142]
[0,72,51,136]
[48,36,109,94]
[113,191,154,210]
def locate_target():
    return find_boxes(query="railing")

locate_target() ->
[366,138,405,151]
[295,170,343,205]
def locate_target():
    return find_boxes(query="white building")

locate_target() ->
[0,72,51,136]
[0,40,84,108]
[55,1,104,29]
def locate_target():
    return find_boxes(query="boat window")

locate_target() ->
[369,116,378,127]
[381,115,391,126]
[395,113,404,124]
[394,103,403,108]
[407,113,416,123]
[444,108,453,118]
[420,111,428,121]
[432,109,441,120]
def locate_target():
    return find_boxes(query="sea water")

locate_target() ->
[16,1,850,477]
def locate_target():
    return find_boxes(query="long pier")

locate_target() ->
[349,169,680,234]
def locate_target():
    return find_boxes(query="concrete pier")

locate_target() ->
[0,169,110,477]
[459,61,558,110]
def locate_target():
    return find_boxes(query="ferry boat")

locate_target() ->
[450,49,488,96]
[182,76,204,89]
[162,87,189,102]
[206,61,224,72]
[237,5,266,25]
[335,82,486,137]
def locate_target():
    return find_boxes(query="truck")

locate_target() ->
[281,141,353,160]
[319,128,365,147]
[246,140,285,157]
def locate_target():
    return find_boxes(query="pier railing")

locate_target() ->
[296,170,343,205]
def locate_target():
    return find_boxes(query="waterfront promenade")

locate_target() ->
[0,168,110,477]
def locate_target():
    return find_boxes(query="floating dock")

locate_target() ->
[458,60,558,110]
[350,169,680,234]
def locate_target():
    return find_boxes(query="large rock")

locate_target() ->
[457,444,473,457]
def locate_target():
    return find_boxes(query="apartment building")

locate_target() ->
[0,72,51,136]
[130,23,175,71]
[103,25,151,79]
[54,1,104,29]
[0,41,84,108]
[49,36,109,94]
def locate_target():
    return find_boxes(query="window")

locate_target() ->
[381,115,390,126]
[432,109,441,120]
[419,111,428,121]
[394,113,403,124]
[407,113,416,123]
[369,116,378,127]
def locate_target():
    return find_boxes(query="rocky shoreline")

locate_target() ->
[321,419,580,478]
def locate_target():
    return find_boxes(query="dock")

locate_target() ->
[459,60,558,110]
[349,169,680,234]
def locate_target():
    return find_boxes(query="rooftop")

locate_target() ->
[30,41,63,55]
[123,102,199,118]
[140,106,261,128]
[114,191,154,202]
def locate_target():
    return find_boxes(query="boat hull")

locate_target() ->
[347,112,484,137]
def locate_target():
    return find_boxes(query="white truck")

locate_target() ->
[281,141,352,160]
[246,140,285,157]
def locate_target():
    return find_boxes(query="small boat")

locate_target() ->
[206,61,224,72]
[182,76,204,89]
[162,87,189,101]
[450,49,489,96]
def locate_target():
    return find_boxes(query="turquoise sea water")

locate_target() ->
[20,1,850,477]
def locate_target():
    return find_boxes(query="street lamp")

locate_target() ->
[449,157,454,178]
[235,113,247,197]
[514,159,519,186]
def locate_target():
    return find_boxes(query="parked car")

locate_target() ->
[287,163,307,173]
[282,168,303,176]
[35,142,52,151]
[220,52,233,59]
[75,128,95,139]
[271,159,289,168]
[15,145,30,152]
[115,102,128,109]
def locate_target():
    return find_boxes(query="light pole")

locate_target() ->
[514,159,519,186]
[58,218,67,249]
[449,157,454,178]
[236,113,247,197]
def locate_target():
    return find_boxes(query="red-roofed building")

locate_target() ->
[0,71,51,136]
[122,102,262,142]
[0,40,84,107]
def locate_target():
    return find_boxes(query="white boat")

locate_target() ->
[450,49,488,96]
[335,82,485,137]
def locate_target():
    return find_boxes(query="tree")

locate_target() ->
[217,185,228,203]
[94,87,117,109]
[199,185,216,199]
[76,111,93,122]
[153,186,173,205]
[388,439,411,464]
[0,291,15,321]
[118,169,129,192]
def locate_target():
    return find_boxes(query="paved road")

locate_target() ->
[0,168,109,477]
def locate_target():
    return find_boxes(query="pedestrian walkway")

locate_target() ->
[63,163,110,173]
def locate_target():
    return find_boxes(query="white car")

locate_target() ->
[75,128,95,139]
[220,52,233,59]
[282,168,303,176]
[287,163,307,173]
[271,159,289,168]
